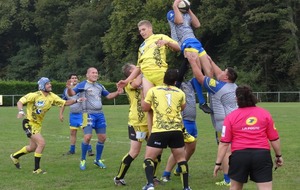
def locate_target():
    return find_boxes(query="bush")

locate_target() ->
[0,80,129,106]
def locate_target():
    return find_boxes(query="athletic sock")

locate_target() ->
[70,145,75,153]
[178,161,189,188]
[88,144,92,151]
[224,174,230,183]
[13,146,29,159]
[34,152,42,170]
[116,153,134,179]
[143,158,154,184]
[81,142,89,160]
[162,171,171,177]
[96,141,104,161]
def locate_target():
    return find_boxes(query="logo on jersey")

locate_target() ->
[246,117,257,126]
[209,79,217,87]
[35,101,45,115]
[35,100,45,107]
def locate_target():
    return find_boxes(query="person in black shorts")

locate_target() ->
[141,69,191,190]
[213,85,284,190]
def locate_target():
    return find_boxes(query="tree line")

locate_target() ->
[0,0,299,91]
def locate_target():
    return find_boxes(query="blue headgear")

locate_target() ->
[38,77,50,91]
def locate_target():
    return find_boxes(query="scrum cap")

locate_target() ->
[38,77,50,91]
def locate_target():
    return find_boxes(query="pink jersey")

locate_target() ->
[221,106,279,152]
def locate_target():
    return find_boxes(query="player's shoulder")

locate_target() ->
[48,92,61,99]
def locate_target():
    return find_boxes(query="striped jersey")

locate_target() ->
[72,80,110,113]
[180,80,196,121]
[167,10,196,47]
[203,77,238,132]
[62,87,82,113]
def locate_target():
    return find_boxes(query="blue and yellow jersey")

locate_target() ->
[125,82,147,126]
[19,91,66,126]
[137,34,178,73]
[144,85,186,133]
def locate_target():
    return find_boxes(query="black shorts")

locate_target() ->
[229,149,273,183]
[147,131,185,149]
[127,125,148,141]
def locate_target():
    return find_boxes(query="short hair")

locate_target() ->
[236,85,257,108]
[138,20,152,28]
[164,69,179,86]
[227,67,238,83]
[68,73,78,79]
[122,63,134,78]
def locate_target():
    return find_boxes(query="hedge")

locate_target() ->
[0,80,129,106]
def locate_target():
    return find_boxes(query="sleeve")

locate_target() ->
[52,93,66,107]
[72,81,85,94]
[181,91,186,105]
[265,112,280,141]
[167,10,179,41]
[163,35,178,43]
[144,88,153,104]
[203,77,226,94]
[62,88,68,100]
[100,84,110,97]
[220,116,232,143]
[19,92,36,104]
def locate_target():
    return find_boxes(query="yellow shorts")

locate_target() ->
[143,71,165,86]
[185,47,207,57]
[28,121,42,134]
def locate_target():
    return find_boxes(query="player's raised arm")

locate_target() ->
[117,67,141,89]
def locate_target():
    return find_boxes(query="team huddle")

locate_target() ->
[10,1,283,190]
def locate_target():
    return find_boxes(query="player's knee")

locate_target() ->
[178,161,189,174]
[143,158,154,168]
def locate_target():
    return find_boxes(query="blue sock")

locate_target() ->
[191,78,206,105]
[88,144,92,151]
[175,166,181,173]
[162,171,171,177]
[224,174,230,183]
[81,142,89,160]
[96,141,104,161]
[70,145,75,153]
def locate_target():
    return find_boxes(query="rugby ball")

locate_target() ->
[178,0,190,13]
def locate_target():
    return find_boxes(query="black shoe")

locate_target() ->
[88,150,95,156]
[199,103,213,114]
[63,151,75,156]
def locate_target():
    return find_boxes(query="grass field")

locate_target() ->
[1,103,300,190]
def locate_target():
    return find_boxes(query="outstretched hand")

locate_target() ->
[117,80,127,89]
[66,79,73,89]
[117,87,124,94]
[173,0,181,6]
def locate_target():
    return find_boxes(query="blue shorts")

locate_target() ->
[83,113,107,135]
[181,38,206,56]
[183,119,198,138]
[69,113,83,129]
